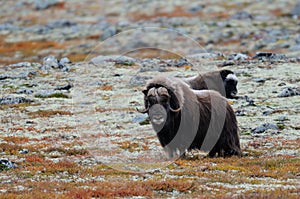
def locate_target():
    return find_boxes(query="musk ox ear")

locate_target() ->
[220,70,234,80]
[142,88,148,96]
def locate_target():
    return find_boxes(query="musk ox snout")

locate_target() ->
[149,104,167,132]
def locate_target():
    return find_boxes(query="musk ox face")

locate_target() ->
[138,87,181,132]
[224,73,238,98]
[220,70,238,99]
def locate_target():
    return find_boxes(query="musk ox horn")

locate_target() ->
[147,87,156,97]
[157,87,170,97]
[136,107,149,113]
[169,105,181,112]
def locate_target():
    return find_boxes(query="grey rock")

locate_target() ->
[24,25,49,34]
[34,90,66,98]
[291,1,300,16]
[252,77,266,83]
[278,87,299,97]
[132,114,148,123]
[59,57,71,65]
[58,57,71,69]
[289,44,300,51]
[47,20,77,29]
[15,89,34,94]
[0,160,17,170]
[0,75,8,80]
[0,23,19,31]
[235,109,247,116]
[19,149,29,154]
[276,116,288,121]
[90,55,135,65]
[228,53,249,61]
[251,123,279,134]
[99,26,117,41]
[129,75,151,86]
[174,58,192,67]
[0,96,32,105]
[55,83,73,91]
[217,60,235,67]
[8,62,32,68]
[295,35,300,44]
[244,96,255,106]
[188,4,205,13]
[34,0,58,10]
[42,55,59,70]
[230,11,253,20]
[252,52,287,60]
[186,53,219,59]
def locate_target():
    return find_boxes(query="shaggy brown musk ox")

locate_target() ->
[138,76,241,158]
[184,69,238,99]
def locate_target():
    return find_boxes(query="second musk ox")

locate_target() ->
[138,76,241,158]
[184,69,239,99]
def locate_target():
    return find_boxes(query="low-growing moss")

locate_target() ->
[34,93,69,99]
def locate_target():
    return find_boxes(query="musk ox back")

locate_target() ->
[138,76,241,158]
[184,69,238,99]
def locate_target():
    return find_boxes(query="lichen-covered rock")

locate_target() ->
[251,123,279,134]
[0,96,32,105]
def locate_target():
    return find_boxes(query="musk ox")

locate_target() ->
[138,76,241,158]
[184,69,238,99]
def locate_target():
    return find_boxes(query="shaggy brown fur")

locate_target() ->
[140,76,241,158]
[184,69,238,99]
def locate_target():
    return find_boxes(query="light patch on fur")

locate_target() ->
[226,73,238,81]
[184,75,198,82]
[145,76,186,108]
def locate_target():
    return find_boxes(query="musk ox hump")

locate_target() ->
[144,76,187,108]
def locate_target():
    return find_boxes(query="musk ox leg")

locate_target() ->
[207,145,218,157]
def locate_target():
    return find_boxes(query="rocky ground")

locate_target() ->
[0,0,300,198]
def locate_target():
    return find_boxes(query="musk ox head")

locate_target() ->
[219,70,238,98]
[137,86,181,132]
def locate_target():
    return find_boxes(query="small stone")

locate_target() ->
[217,60,235,67]
[244,96,255,106]
[15,89,34,94]
[129,75,151,86]
[289,45,300,52]
[174,58,192,67]
[291,1,300,16]
[0,159,17,170]
[251,123,279,134]
[188,4,205,13]
[252,77,266,83]
[0,23,19,31]
[8,62,31,68]
[228,53,249,61]
[0,75,8,80]
[235,109,247,116]
[278,82,286,86]
[55,83,73,91]
[278,87,298,97]
[90,55,135,65]
[0,96,32,105]
[19,149,29,154]
[99,26,117,41]
[47,20,76,29]
[262,110,272,116]
[230,11,253,20]
[34,0,58,10]
[132,114,148,123]
[42,55,59,70]
[58,57,71,68]
[253,52,287,61]
[276,116,288,121]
